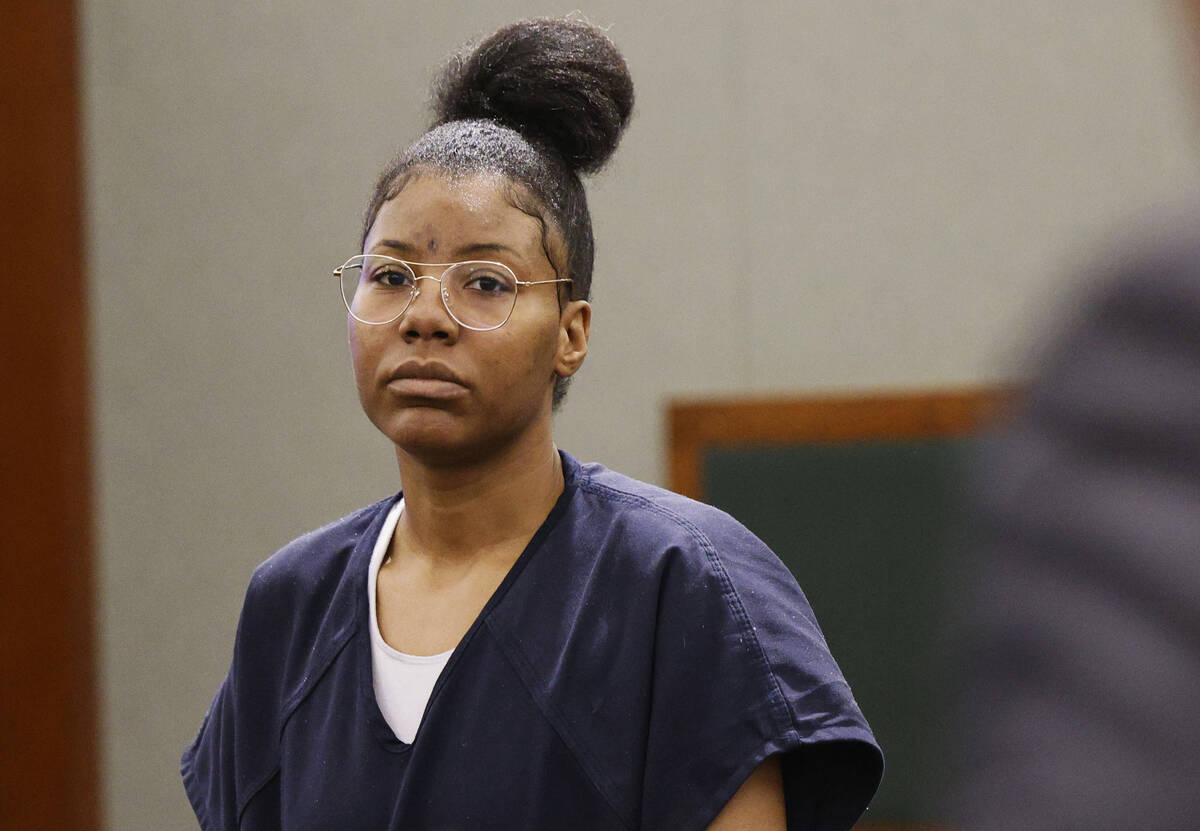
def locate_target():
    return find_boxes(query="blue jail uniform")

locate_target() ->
[182,452,882,830]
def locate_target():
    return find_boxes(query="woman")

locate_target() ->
[182,18,881,830]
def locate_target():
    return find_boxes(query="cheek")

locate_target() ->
[526,325,565,386]
[347,321,382,390]
[477,325,558,393]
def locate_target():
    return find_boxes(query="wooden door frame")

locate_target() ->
[0,1,100,827]
[668,387,1014,503]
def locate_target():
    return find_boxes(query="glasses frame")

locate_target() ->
[333,254,573,331]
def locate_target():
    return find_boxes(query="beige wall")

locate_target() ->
[82,2,1199,827]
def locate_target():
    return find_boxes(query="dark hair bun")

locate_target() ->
[432,17,634,174]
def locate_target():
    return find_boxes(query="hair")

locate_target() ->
[360,17,635,408]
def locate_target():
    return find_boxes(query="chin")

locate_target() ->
[381,403,541,469]
[378,409,482,466]
[384,407,460,443]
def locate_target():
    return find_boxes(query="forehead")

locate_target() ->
[364,172,545,256]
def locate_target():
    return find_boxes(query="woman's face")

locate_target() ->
[351,171,589,466]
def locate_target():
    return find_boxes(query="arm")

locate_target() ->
[705,755,786,831]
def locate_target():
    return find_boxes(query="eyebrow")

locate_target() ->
[372,239,421,256]
[372,239,524,262]
[457,242,522,259]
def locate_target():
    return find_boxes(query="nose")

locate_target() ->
[399,274,458,342]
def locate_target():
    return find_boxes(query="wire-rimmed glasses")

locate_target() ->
[333,254,572,331]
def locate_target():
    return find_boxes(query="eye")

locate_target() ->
[461,265,516,295]
[368,262,415,289]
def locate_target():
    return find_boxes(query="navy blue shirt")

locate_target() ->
[182,453,882,829]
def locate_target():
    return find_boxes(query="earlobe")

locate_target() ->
[555,300,591,378]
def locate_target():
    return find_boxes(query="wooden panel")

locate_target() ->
[0,0,100,828]
[668,387,1016,499]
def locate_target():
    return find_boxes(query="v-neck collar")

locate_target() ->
[355,450,584,752]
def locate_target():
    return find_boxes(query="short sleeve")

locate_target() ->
[181,678,238,830]
[180,572,286,830]
[178,497,390,829]
[639,519,882,830]
[182,683,284,830]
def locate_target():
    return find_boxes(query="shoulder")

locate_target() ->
[1037,206,1200,377]
[1108,205,1200,301]
[555,461,881,828]
[569,458,868,713]
[243,496,395,616]
[1012,212,1200,465]
[182,495,397,827]
[230,495,398,707]
[568,462,807,614]
[573,460,770,558]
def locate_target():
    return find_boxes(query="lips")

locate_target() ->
[385,360,469,400]
[388,360,466,385]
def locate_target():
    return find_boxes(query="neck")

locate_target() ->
[392,423,565,563]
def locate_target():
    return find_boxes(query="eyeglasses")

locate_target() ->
[333,254,572,331]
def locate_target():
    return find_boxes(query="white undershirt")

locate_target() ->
[367,498,455,744]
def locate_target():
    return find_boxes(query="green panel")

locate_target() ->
[703,438,973,823]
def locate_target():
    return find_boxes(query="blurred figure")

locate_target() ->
[953,218,1200,828]
[953,7,1200,827]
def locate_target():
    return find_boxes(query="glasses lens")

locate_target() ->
[340,255,415,323]
[443,262,519,330]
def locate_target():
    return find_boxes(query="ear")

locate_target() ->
[554,300,590,379]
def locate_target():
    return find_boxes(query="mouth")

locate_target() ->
[386,360,469,400]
